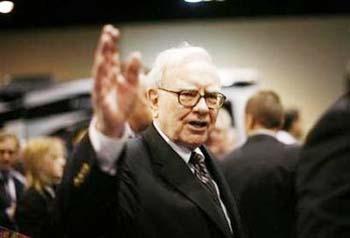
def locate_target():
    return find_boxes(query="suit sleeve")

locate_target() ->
[88,117,128,174]
[56,135,126,237]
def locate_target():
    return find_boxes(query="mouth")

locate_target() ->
[188,120,209,129]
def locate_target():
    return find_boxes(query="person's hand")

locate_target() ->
[92,25,142,138]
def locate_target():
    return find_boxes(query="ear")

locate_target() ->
[245,113,255,134]
[147,88,159,118]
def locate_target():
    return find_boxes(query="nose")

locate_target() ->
[2,152,11,160]
[193,96,209,113]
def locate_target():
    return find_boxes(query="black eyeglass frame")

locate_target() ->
[158,87,226,109]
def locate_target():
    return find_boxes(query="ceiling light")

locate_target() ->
[0,1,14,14]
[184,0,225,3]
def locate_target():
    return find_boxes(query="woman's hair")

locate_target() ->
[23,137,66,193]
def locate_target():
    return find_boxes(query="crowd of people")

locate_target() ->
[0,24,349,238]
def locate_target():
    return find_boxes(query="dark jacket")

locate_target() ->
[296,92,350,238]
[58,124,244,238]
[222,134,299,238]
[15,187,57,238]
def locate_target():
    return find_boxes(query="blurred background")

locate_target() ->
[0,0,350,146]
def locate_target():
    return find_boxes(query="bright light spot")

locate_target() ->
[0,1,14,14]
[184,0,225,2]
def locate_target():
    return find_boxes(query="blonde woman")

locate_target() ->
[15,137,66,238]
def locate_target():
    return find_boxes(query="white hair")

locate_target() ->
[146,44,216,88]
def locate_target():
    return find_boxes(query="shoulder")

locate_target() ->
[306,92,350,145]
[10,170,26,185]
[21,188,45,204]
[276,131,298,145]
[16,188,48,217]
[123,136,150,166]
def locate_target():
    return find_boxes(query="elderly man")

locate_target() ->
[0,132,25,231]
[58,25,243,238]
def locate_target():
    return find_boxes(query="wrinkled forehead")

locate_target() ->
[162,60,221,91]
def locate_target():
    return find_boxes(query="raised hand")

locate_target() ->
[92,25,142,138]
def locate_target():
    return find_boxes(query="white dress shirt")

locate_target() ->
[1,170,25,217]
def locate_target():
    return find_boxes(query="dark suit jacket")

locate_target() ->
[222,134,299,238]
[58,124,244,238]
[0,171,25,231]
[15,187,57,238]
[296,92,350,238]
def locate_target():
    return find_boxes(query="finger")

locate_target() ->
[124,52,142,86]
[104,25,119,43]
[93,25,120,76]
[93,27,120,105]
[94,58,110,99]
[93,77,110,113]
[95,25,119,58]
[111,52,121,77]
[103,27,120,65]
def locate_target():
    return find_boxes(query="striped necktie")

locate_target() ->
[189,152,233,234]
[189,152,218,198]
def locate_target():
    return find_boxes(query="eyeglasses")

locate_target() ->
[158,88,226,109]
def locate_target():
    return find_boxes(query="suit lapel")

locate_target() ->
[142,125,232,237]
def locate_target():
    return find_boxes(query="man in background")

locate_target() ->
[0,132,25,231]
[222,90,299,238]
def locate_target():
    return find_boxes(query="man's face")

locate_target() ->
[0,138,18,171]
[155,61,221,149]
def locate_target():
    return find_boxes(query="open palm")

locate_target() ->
[92,25,142,137]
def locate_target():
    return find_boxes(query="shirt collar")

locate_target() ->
[248,128,276,138]
[44,186,55,198]
[153,122,203,164]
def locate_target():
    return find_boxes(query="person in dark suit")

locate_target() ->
[222,90,299,238]
[15,137,66,238]
[296,91,350,238]
[0,132,25,231]
[57,25,244,238]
